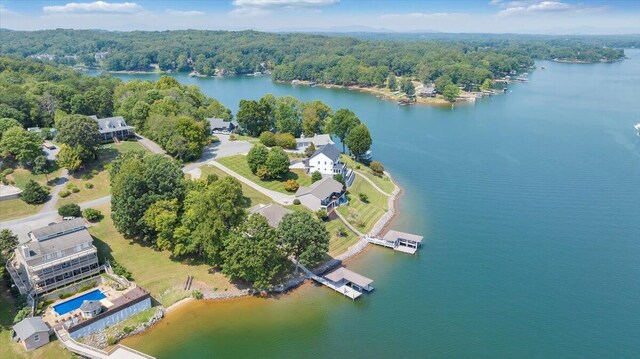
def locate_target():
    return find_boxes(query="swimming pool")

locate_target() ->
[53,289,106,316]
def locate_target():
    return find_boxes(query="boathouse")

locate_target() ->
[324,267,374,293]
[383,230,423,254]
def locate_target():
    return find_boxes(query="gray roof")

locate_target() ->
[324,267,373,287]
[249,204,293,228]
[311,144,341,161]
[207,118,238,130]
[93,116,134,134]
[30,218,86,241]
[79,300,102,312]
[13,317,49,340]
[419,84,436,93]
[296,176,344,200]
[383,230,424,243]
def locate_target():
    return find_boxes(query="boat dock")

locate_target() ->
[366,230,424,254]
[299,264,373,300]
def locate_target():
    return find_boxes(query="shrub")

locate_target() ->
[283,179,300,192]
[229,134,237,141]
[256,166,269,180]
[123,326,136,334]
[311,171,322,183]
[21,180,49,204]
[359,192,369,203]
[206,173,219,184]
[265,147,290,179]
[91,169,99,176]
[84,182,94,189]
[259,131,276,147]
[59,190,70,198]
[81,173,93,180]
[58,203,81,217]
[2,168,14,176]
[13,306,31,324]
[111,260,132,280]
[333,173,344,185]
[337,226,347,237]
[247,145,269,173]
[83,208,104,222]
[274,132,296,149]
[316,209,328,220]
[70,186,80,193]
[192,290,204,299]
[211,135,220,143]
[370,161,385,176]
[293,199,301,205]
[107,336,117,346]
[58,292,73,300]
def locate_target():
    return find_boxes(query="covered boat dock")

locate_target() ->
[324,267,374,293]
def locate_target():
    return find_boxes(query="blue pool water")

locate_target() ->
[53,289,106,315]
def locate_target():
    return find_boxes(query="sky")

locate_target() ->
[0,0,639,34]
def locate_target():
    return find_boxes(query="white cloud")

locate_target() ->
[0,4,17,16]
[165,9,205,16]
[231,0,339,17]
[43,1,143,14]
[492,1,607,16]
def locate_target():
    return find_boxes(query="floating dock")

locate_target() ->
[366,230,423,254]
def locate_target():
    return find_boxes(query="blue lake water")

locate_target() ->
[53,289,106,315]
[118,50,640,358]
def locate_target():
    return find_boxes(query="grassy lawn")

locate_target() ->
[341,155,396,194]
[0,199,43,221]
[234,135,260,144]
[217,155,312,194]
[199,165,273,207]
[337,175,389,233]
[325,217,360,257]
[89,203,235,308]
[0,284,74,359]
[57,141,151,207]
[8,167,63,189]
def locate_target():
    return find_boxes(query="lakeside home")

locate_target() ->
[207,117,239,135]
[307,144,347,177]
[89,115,135,142]
[7,218,100,295]
[295,133,334,153]
[249,204,293,228]
[295,176,347,211]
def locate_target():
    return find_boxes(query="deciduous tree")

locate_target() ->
[345,123,372,161]
[278,211,329,268]
[326,109,360,153]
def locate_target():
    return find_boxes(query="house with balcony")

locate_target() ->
[8,219,100,295]
[295,176,347,211]
[90,115,135,142]
[308,144,346,177]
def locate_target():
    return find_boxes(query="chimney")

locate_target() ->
[21,245,30,258]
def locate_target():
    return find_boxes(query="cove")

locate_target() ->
[111,50,639,358]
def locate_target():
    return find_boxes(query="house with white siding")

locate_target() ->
[308,144,346,176]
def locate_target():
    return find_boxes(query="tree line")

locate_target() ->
[0,30,628,91]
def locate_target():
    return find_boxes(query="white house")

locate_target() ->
[295,134,334,153]
[308,144,346,176]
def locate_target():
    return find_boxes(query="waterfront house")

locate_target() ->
[249,204,293,228]
[295,176,347,211]
[89,115,134,142]
[8,219,100,295]
[12,317,50,351]
[308,144,346,176]
[207,118,238,134]
[295,133,334,152]
[418,84,436,98]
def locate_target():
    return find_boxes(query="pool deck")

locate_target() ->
[42,285,130,327]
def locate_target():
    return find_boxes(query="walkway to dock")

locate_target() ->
[55,327,155,359]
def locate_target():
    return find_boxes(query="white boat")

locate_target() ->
[635,123,640,137]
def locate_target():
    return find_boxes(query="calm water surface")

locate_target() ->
[115,50,639,358]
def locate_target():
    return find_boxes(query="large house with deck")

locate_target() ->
[295,134,334,153]
[295,176,347,211]
[308,144,346,177]
[8,219,100,295]
[90,115,134,142]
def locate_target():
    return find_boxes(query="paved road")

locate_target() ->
[183,134,253,173]
[136,134,166,155]
[209,161,295,205]
[39,169,69,213]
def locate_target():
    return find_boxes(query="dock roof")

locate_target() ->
[324,267,373,288]
[383,230,424,243]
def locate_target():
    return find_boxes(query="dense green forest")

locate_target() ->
[0,29,629,89]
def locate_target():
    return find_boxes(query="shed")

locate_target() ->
[12,317,50,351]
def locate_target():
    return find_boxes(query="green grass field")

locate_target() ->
[325,217,360,257]
[340,155,396,194]
[89,204,235,308]
[217,155,312,194]
[0,199,43,221]
[58,141,151,207]
[337,175,389,233]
